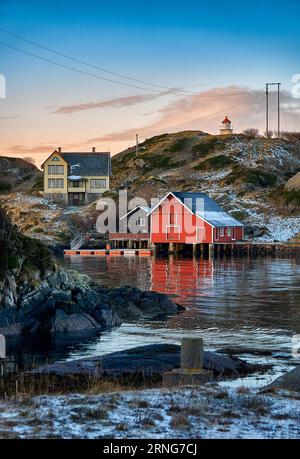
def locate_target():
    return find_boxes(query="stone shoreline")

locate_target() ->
[0,267,183,336]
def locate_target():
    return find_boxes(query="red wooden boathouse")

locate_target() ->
[148,192,244,245]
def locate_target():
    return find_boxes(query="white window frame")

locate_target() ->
[196,227,206,242]
[137,217,145,227]
[215,228,219,241]
[90,179,107,189]
[48,165,64,175]
[227,227,231,237]
[220,227,225,237]
[232,227,235,240]
[48,178,64,189]
[166,225,180,240]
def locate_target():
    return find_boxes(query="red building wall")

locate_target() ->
[151,195,213,244]
[150,195,243,244]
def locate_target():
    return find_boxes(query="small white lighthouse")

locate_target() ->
[220,116,233,135]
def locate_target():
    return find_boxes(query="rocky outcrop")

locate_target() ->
[30,344,256,380]
[0,268,182,337]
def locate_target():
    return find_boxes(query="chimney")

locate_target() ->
[92,147,96,152]
[58,147,61,153]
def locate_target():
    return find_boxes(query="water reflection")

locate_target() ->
[3,255,300,381]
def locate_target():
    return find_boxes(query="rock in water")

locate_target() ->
[31,344,255,380]
[0,269,183,337]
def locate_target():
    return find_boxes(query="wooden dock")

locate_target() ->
[64,249,153,256]
[64,242,300,258]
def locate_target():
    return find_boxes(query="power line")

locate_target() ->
[0,30,251,98]
[0,27,173,92]
[0,41,164,93]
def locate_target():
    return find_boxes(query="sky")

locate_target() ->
[0,0,300,166]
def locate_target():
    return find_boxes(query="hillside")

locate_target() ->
[1,132,300,245]
[0,156,42,194]
[110,131,300,241]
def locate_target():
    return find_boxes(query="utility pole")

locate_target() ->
[135,133,139,155]
[265,82,281,138]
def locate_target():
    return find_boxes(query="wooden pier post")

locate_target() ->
[208,243,215,258]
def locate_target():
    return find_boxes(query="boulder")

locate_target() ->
[50,310,101,334]
[0,268,183,336]
[265,365,300,392]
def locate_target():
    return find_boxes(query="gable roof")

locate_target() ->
[120,206,151,220]
[148,191,243,228]
[60,152,111,176]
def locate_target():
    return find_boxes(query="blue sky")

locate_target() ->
[0,0,299,163]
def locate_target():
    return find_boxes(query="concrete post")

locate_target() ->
[163,337,212,386]
[181,337,203,370]
[0,334,6,359]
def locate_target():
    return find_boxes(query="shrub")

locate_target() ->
[243,128,259,139]
[282,189,300,207]
[191,137,222,157]
[224,166,277,188]
[167,138,189,152]
[30,175,43,192]
[143,154,175,169]
[194,155,234,171]
[0,181,12,193]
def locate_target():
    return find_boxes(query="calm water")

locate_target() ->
[4,255,300,386]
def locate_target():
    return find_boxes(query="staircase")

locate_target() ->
[70,234,85,250]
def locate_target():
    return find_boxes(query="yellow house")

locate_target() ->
[42,147,111,205]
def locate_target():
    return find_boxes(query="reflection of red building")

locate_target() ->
[149,192,244,245]
[150,257,215,298]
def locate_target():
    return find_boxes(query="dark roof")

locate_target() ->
[60,152,111,176]
[172,192,244,227]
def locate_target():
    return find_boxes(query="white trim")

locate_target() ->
[120,206,150,220]
[165,224,180,234]
[196,227,206,242]
[147,192,216,228]
[215,227,219,241]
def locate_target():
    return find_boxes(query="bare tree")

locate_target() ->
[280,131,300,142]
[243,128,259,139]
[264,130,273,139]
[23,156,35,165]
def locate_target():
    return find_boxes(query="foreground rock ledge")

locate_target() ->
[30,344,257,381]
[0,268,183,336]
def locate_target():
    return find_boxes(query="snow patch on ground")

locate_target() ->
[0,385,300,439]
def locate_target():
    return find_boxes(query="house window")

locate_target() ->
[68,180,85,188]
[90,179,106,189]
[48,165,64,175]
[52,156,60,161]
[220,228,224,237]
[137,217,145,226]
[227,227,231,236]
[48,178,64,188]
